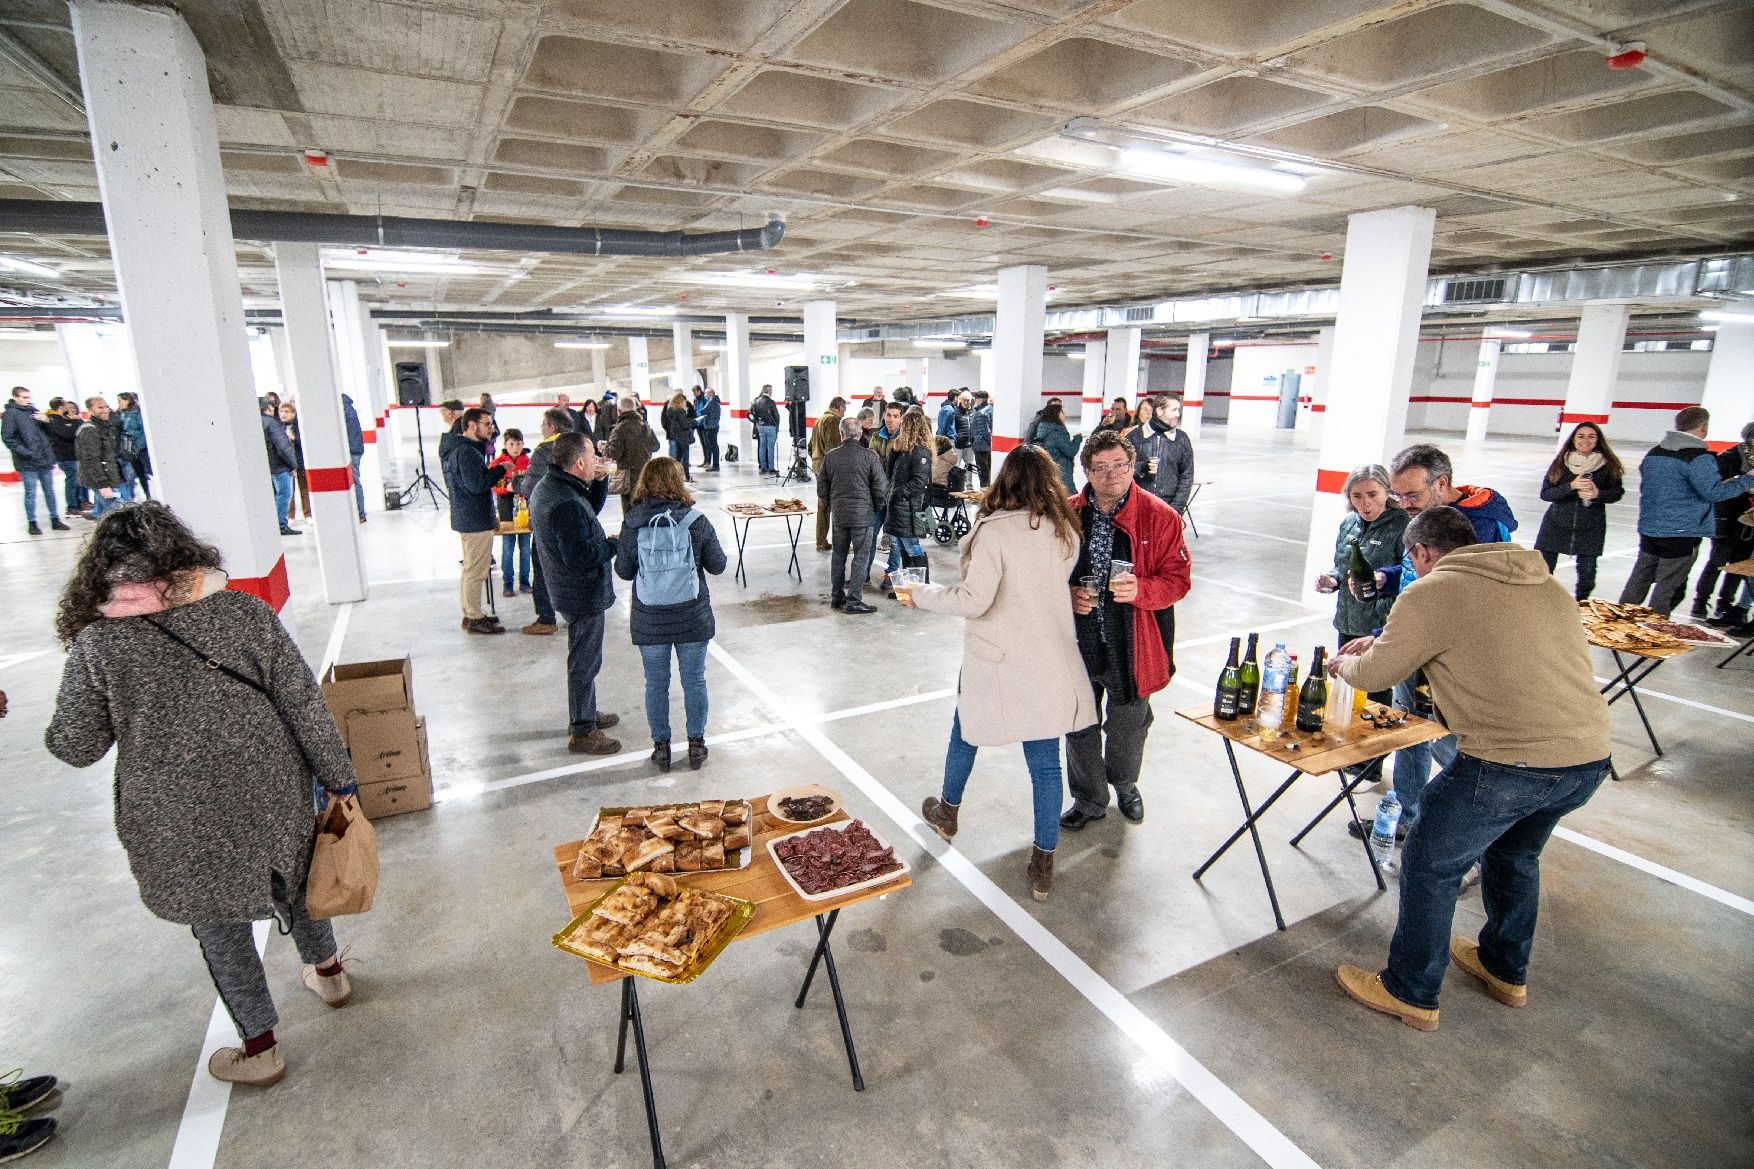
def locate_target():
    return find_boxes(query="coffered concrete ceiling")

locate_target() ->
[0,0,1749,323]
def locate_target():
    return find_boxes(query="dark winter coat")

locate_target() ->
[884,443,933,538]
[1635,431,1754,540]
[699,396,722,431]
[1534,464,1625,558]
[1035,419,1082,491]
[1710,445,1754,539]
[935,400,957,438]
[531,467,618,615]
[953,405,973,449]
[603,411,660,489]
[662,406,697,448]
[1330,508,1410,637]
[441,432,506,533]
[342,394,365,458]
[76,416,124,489]
[750,394,780,429]
[969,404,993,453]
[614,498,728,645]
[40,412,80,462]
[2,399,55,471]
[261,412,298,476]
[1132,422,1195,511]
[45,589,355,924]
[819,437,888,529]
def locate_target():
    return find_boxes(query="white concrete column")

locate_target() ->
[1181,331,1210,438]
[991,263,1046,468]
[1302,205,1436,611]
[1103,326,1141,406]
[1465,338,1501,445]
[1559,303,1628,442]
[671,322,694,394]
[349,292,387,508]
[274,243,366,602]
[1080,339,1106,430]
[590,346,608,395]
[1700,320,1754,448]
[723,311,752,434]
[803,299,839,422]
[627,336,651,407]
[1305,324,1336,440]
[71,0,288,611]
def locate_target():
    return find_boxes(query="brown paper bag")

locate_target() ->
[307,794,380,919]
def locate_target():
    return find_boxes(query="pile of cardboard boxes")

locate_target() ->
[320,657,433,820]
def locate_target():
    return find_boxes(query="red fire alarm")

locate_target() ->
[302,149,330,168]
[1606,42,1645,69]
[1320,251,1333,261]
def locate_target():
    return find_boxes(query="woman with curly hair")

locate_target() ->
[899,446,1097,902]
[45,503,359,1088]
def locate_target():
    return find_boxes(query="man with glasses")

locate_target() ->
[1060,430,1192,831]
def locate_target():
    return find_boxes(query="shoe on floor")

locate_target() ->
[1334,965,1439,1031]
[502,586,516,598]
[1689,600,1711,620]
[1706,607,1748,628]
[522,621,557,635]
[462,617,505,635]
[0,1116,55,1162]
[26,523,41,536]
[687,736,708,770]
[921,796,959,840]
[0,1072,57,1114]
[1028,846,1054,902]
[1348,817,1408,842]
[1116,785,1144,823]
[1058,807,1105,832]
[280,527,301,536]
[843,600,877,614]
[592,711,619,730]
[878,575,894,594]
[830,595,845,610]
[1449,937,1527,1007]
[518,584,533,595]
[569,729,621,755]
[301,962,352,1007]
[49,519,69,532]
[650,740,671,772]
[207,1044,286,1087]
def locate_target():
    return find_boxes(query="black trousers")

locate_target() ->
[700,427,720,470]
[1540,550,1599,601]
[1693,535,1751,610]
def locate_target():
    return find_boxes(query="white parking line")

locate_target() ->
[1189,573,1311,608]
[1195,523,1309,546]
[1592,676,1754,723]
[165,923,268,1169]
[1554,828,1754,917]
[709,640,1322,1169]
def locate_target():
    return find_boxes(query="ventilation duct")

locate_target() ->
[0,200,785,258]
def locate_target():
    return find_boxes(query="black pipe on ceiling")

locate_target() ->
[0,200,786,257]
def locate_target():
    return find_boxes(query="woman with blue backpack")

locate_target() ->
[613,457,728,772]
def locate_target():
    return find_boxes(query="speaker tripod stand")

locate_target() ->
[397,405,448,509]
[780,401,811,488]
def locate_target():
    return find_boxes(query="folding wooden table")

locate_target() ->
[1716,559,1754,669]
[724,505,809,586]
[1178,705,1447,931]
[552,794,909,1169]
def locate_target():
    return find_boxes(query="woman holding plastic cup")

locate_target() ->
[877,411,935,597]
[897,447,1097,902]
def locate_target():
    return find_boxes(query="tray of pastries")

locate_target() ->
[571,800,753,881]
[725,503,767,516]
[768,497,807,512]
[1578,600,1690,653]
[552,872,754,984]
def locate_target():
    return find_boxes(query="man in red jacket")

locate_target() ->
[1060,429,1192,830]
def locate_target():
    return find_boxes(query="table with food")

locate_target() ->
[550,785,909,1169]
[724,499,813,586]
[1577,599,1735,763]
[1714,558,1754,670]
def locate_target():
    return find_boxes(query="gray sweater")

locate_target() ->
[46,590,356,924]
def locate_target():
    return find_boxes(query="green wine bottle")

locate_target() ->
[1349,538,1377,601]
[1238,633,1260,715]
[1215,637,1242,721]
[1296,646,1329,732]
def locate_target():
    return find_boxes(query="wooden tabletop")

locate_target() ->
[1176,705,1447,775]
[552,794,911,986]
[724,505,812,518]
[1724,558,1754,578]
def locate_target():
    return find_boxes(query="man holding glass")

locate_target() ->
[1060,429,1192,830]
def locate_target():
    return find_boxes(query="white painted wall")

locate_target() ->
[0,335,76,400]
[1229,343,1320,430]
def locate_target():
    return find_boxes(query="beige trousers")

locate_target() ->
[459,531,493,620]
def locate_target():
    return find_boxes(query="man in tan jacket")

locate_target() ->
[808,396,846,551]
[1328,506,1611,1032]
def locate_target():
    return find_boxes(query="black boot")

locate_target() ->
[650,740,671,772]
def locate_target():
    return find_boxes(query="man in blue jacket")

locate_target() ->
[3,385,67,535]
[259,399,301,536]
[442,408,509,634]
[1621,407,1754,617]
[341,393,366,523]
[935,394,958,440]
[530,431,621,755]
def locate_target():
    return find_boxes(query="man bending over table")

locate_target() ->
[1327,506,1611,1032]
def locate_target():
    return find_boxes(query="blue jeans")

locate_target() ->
[118,460,138,501]
[351,455,365,519]
[272,471,296,529]
[58,460,84,511]
[1389,676,1456,826]
[639,640,709,742]
[559,609,607,737]
[669,440,692,475]
[884,534,924,575]
[940,709,1065,851]
[89,487,122,518]
[757,425,778,472]
[19,468,58,523]
[500,532,531,589]
[1382,753,1608,1010]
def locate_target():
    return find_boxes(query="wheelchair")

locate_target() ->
[928,465,972,546]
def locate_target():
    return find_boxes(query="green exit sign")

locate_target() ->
[819,355,837,365]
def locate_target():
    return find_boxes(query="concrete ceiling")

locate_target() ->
[0,0,1751,324]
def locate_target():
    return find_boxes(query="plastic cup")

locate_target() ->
[1110,559,1133,578]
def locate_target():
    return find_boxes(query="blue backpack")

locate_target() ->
[636,506,701,606]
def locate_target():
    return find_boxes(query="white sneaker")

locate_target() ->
[208,1045,285,1087]
[301,962,353,1007]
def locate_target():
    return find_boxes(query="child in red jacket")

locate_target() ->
[489,429,531,597]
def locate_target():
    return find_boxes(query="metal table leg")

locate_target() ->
[1602,649,1665,757]
[1717,633,1754,669]
[1183,482,1201,538]
[612,978,666,1169]
[794,908,865,1091]
[785,514,805,580]
[732,515,751,587]
[1192,741,1298,931]
[1284,757,1389,893]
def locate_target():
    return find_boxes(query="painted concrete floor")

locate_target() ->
[1,426,1750,1169]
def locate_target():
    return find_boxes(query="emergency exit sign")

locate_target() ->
[819,354,837,365]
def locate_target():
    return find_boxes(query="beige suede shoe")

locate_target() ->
[1335,964,1439,1031]
[1449,938,1527,1007]
[207,1045,285,1087]
[301,962,353,1008]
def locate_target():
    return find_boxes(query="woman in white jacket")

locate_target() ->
[899,446,1097,901]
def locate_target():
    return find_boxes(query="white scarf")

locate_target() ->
[1564,451,1605,477]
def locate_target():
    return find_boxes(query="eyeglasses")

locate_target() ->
[1088,461,1132,477]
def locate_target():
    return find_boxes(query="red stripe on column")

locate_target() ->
[730,408,749,419]
[1309,404,1326,413]
[1470,401,1492,408]
[1183,399,1203,408]
[993,436,1019,453]
[0,470,19,484]
[229,555,290,613]
[362,430,378,443]
[306,465,354,492]
[1559,412,1610,424]
[1316,468,1349,494]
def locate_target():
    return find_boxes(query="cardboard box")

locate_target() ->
[322,657,414,732]
[345,708,425,782]
[356,717,432,820]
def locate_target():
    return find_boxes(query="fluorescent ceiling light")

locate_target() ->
[913,338,967,349]
[321,250,519,278]
[0,329,59,340]
[0,256,59,279]
[598,304,678,317]
[938,284,1062,301]
[554,340,612,349]
[698,343,727,351]
[387,338,450,348]
[669,270,824,291]
[1485,328,1532,339]
[1699,310,1754,323]
[1065,352,1087,360]
[1117,146,1305,196]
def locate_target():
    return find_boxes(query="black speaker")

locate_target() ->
[783,364,810,403]
[395,361,431,407]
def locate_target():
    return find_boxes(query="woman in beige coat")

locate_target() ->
[899,446,1097,901]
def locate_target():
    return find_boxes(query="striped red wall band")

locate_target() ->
[0,470,19,485]
[993,436,1019,453]
[1559,412,1611,425]
[1471,401,1492,408]
[306,465,354,493]
[730,408,748,420]
[1309,404,1327,413]
[1315,468,1349,495]
[228,555,290,613]
[362,430,377,443]
[1183,399,1203,408]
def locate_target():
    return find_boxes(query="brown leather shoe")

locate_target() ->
[593,712,620,730]
[1450,938,1527,1007]
[1028,846,1053,902]
[921,796,959,840]
[463,617,505,635]
[521,621,557,635]
[1335,965,1439,1031]
[568,729,621,755]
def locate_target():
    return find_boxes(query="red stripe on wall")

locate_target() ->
[1309,404,1326,413]
[1229,394,1282,402]
[362,430,378,443]
[1415,395,1698,412]
[306,465,354,493]
[229,556,290,613]
[1315,468,1349,494]
[1470,401,1492,408]
[1559,412,1610,424]
[993,436,1020,453]
[0,470,19,485]
[1183,399,1203,408]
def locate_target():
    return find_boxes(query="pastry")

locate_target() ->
[571,849,603,881]
[594,883,659,926]
[701,841,726,869]
[624,836,675,873]
[678,813,725,839]
[724,825,751,851]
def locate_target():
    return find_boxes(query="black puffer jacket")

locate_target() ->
[884,443,932,538]
[613,498,728,646]
[1534,464,1625,558]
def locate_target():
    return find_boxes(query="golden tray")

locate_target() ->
[551,878,756,985]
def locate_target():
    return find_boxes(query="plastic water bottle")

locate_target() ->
[1256,643,1293,741]
[1369,791,1402,869]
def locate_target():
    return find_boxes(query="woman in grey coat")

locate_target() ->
[45,503,358,1088]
